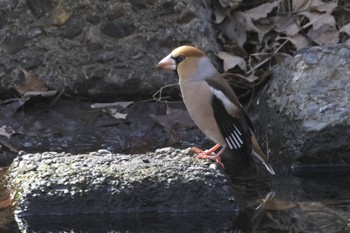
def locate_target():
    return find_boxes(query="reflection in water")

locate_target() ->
[2,169,350,232]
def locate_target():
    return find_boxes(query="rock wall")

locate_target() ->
[249,45,350,174]
[0,0,219,100]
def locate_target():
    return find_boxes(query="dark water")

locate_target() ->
[1,99,349,232]
[1,169,350,233]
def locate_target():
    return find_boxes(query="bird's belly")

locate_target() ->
[180,82,226,146]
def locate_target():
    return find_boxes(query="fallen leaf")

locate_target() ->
[309,0,337,14]
[0,125,15,139]
[150,105,195,144]
[245,1,280,21]
[246,73,259,82]
[300,11,336,31]
[150,105,194,132]
[218,0,242,9]
[15,68,48,95]
[253,18,276,42]
[91,101,133,119]
[277,34,309,50]
[0,197,14,210]
[307,24,339,45]
[273,52,292,64]
[212,0,228,24]
[217,51,247,71]
[345,39,350,47]
[293,0,311,12]
[103,109,128,119]
[23,90,58,98]
[299,201,324,211]
[220,11,259,47]
[91,101,133,109]
[274,16,300,36]
[340,23,350,35]
[52,4,73,26]
[257,198,297,211]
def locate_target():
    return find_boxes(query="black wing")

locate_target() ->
[211,94,252,167]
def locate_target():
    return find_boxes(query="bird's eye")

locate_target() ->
[176,55,185,63]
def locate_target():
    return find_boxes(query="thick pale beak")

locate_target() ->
[156,53,176,70]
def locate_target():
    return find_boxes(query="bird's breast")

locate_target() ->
[179,81,226,145]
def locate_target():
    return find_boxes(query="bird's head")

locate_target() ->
[156,46,218,81]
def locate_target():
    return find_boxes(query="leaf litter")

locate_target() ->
[212,0,349,101]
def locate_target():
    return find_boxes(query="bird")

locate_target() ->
[156,45,275,175]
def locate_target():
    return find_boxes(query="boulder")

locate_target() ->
[249,45,350,175]
[0,0,219,100]
[6,148,238,216]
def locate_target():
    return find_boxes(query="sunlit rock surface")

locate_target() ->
[250,45,350,175]
[6,148,238,216]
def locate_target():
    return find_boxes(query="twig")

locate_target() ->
[152,83,179,102]
[0,138,19,153]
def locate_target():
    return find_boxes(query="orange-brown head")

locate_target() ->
[156,46,218,82]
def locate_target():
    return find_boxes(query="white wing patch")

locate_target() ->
[225,123,243,150]
[210,87,243,150]
[210,87,239,114]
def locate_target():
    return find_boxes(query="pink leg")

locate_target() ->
[191,144,226,168]
[191,144,221,155]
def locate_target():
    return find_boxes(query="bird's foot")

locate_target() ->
[191,147,224,169]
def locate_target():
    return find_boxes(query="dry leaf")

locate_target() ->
[273,53,292,64]
[253,18,276,42]
[293,0,311,12]
[91,101,133,119]
[245,1,280,21]
[15,68,48,95]
[213,0,228,24]
[340,23,350,35]
[217,51,246,71]
[103,109,128,119]
[23,90,58,98]
[91,101,133,109]
[0,197,14,210]
[52,5,73,26]
[220,11,259,47]
[307,24,339,45]
[299,201,323,211]
[309,0,337,14]
[246,73,259,82]
[218,0,242,9]
[0,125,15,139]
[277,35,309,50]
[300,11,336,31]
[150,105,195,144]
[274,16,300,36]
[257,198,297,211]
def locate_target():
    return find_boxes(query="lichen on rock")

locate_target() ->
[6,147,239,216]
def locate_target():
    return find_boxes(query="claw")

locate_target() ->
[191,145,225,169]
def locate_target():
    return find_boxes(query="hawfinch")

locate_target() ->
[156,45,275,175]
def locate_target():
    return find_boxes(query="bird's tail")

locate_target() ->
[252,150,275,175]
[250,130,275,175]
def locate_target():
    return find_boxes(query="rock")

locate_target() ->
[99,19,135,38]
[26,0,51,18]
[249,45,350,175]
[6,148,239,216]
[60,17,84,39]
[0,0,220,101]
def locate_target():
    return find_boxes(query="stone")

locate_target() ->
[249,45,350,175]
[26,0,51,18]
[0,0,220,101]
[99,19,135,39]
[60,17,84,39]
[6,149,239,216]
